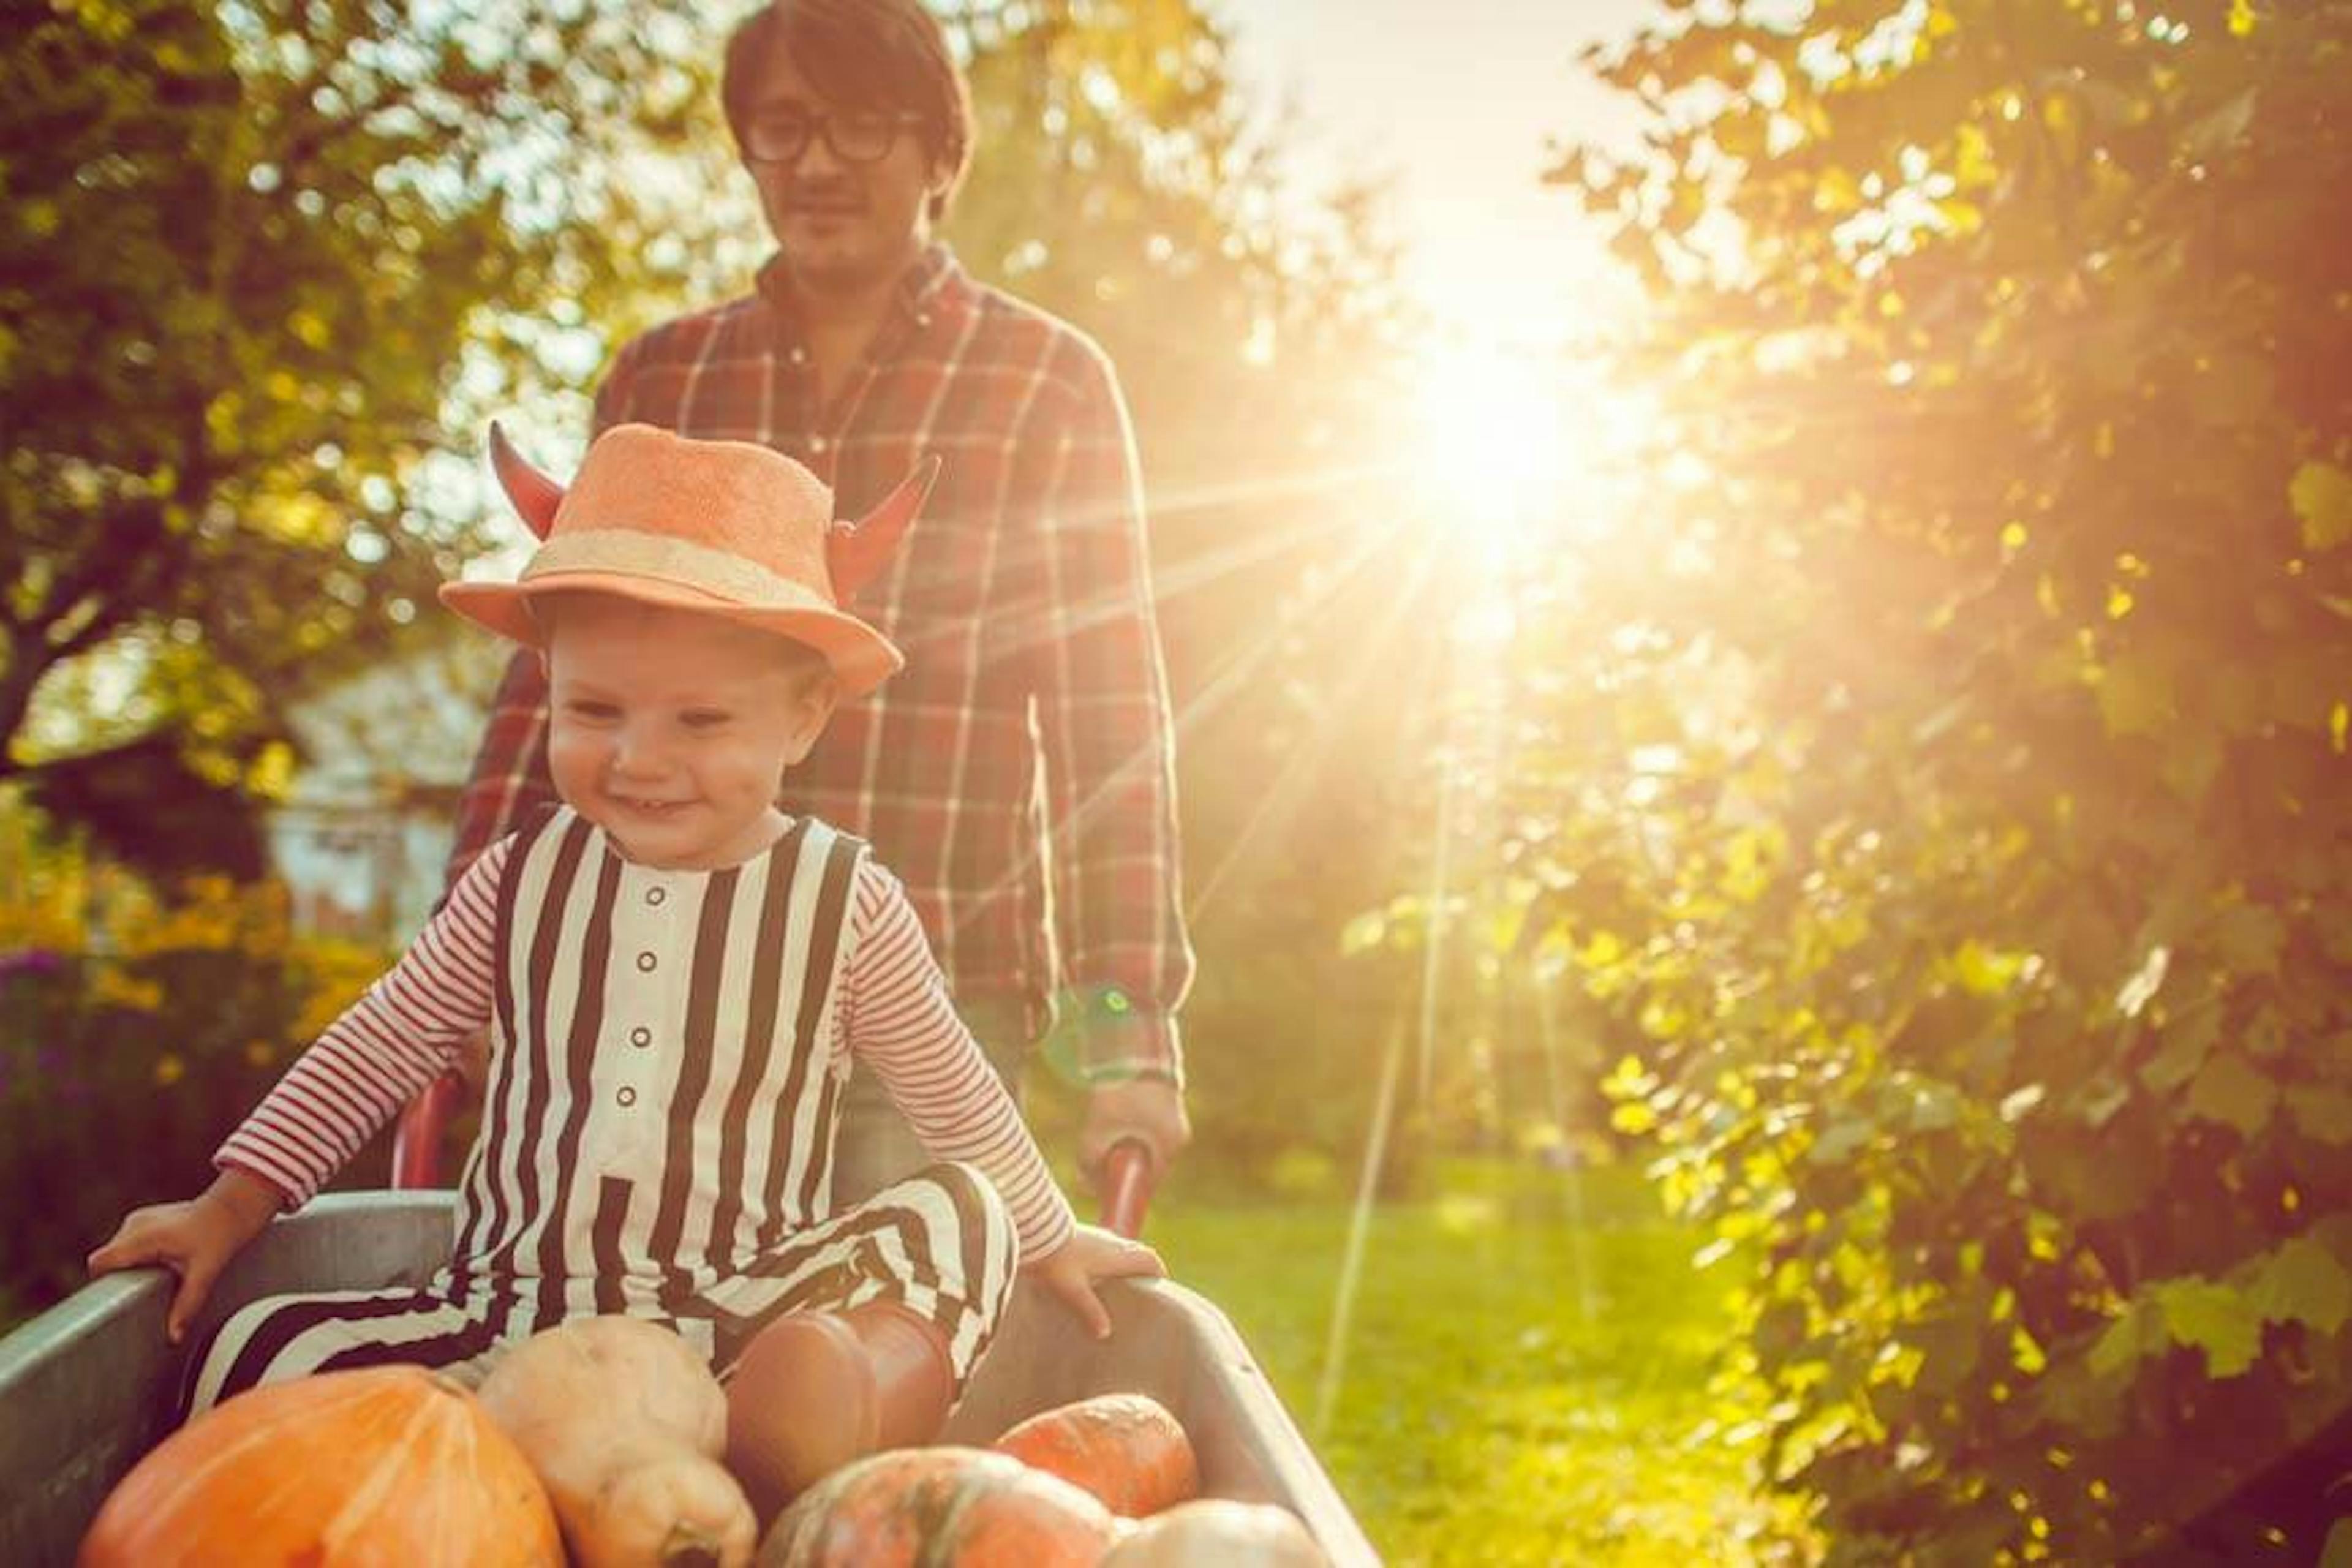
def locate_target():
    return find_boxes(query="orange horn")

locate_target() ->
[827,455,940,605]
[488,420,566,540]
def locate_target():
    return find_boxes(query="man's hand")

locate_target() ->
[1080,1077,1190,1183]
[88,1168,284,1344]
[1027,1222,1166,1340]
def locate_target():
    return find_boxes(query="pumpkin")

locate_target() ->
[477,1316,756,1568]
[1099,1498,1328,1566]
[755,1446,1118,1567]
[992,1392,1199,1517]
[77,1364,561,1568]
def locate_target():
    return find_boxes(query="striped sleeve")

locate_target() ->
[839,858,1077,1262]
[216,839,510,1207]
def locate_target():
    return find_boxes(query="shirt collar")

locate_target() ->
[755,241,967,331]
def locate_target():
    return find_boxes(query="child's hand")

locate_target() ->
[87,1169,284,1344]
[1027,1221,1166,1341]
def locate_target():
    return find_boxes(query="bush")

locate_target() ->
[0,800,387,1320]
[1502,1,2352,1557]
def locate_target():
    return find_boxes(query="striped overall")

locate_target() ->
[186,809,1019,1414]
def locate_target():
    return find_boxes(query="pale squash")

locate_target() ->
[1100,1498,1329,1566]
[77,1364,561,1568]
[477,1316,756,1568]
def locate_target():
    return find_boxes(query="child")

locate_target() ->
[88,422,1164,1508]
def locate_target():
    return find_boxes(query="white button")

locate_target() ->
[630,1026,652,1048]
[636,952,656,973]
[617,1087,638,1107]
[646,886,666,907]
[810,435,830,454]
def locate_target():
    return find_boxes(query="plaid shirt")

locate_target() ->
[445,244,1193,1084]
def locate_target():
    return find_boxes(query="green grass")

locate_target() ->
[1145,1160,1801,1566]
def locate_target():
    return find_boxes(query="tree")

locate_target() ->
[1515,0,2352,1558]
[1,0,728,836]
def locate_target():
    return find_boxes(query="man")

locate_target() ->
[440,0,1193,1205]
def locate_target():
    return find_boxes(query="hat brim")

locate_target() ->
[440,574,904,698]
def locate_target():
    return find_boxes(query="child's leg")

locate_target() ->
[183,1287,493,1417]
[702,1159,1019,1392]
[701,1161,1017,1512]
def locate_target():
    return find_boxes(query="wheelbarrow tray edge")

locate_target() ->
[0,1189,1377,1566]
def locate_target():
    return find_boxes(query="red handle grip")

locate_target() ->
[1098,1138,1157,1238]
[391,1071,464,1189]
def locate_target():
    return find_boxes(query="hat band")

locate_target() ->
[521,529,836,611]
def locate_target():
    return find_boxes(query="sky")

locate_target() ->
[1211,0,1656,350]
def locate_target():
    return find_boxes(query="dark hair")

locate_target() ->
[722,0,973,222]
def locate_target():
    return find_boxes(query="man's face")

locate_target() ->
[739,46,941,296]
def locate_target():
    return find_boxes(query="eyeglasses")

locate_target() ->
[738,108,927,167]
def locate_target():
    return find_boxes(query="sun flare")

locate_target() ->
[1404,337,1656,646]
[1411,341,1565,538]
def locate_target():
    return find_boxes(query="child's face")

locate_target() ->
[543,597,836,870]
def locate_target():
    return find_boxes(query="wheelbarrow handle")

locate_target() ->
[1098,1137,1157,1238]
[391,1070,464,1189]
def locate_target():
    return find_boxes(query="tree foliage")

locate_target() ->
[1517,0,2352,1558]
[1,0,728,807]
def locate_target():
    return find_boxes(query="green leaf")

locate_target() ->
[2250,1235,2352,1335]
[2286,1085,2352,1145]
[2213,903,2286,976]
[2115,944,2169,1017]
[2184,87,2256,159]
[2089,1303,2155,1378]
[2291,461,2352,552]
[1807,1118,1876,1165]
[2154,1278,2263,1378]
[2140,1005,2222,1091]
[2185,1054,2277,1137]
[2077,1074,2132,1129]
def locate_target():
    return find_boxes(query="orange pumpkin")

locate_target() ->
[78,1364,562,1568]
[755,1446,1117,1567]
[993,1393,1199,1517]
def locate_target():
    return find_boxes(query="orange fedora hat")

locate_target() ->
[441,423,937,698]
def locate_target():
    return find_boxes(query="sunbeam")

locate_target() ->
[1314,1012,1407,1441]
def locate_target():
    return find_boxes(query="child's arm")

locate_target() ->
[846,860,1172,1331]
[843,860,1080,1258]
[86,1166,286,1343]
[84,840,510,1343]
[211,837,509,1206]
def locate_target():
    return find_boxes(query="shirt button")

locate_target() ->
[617,1087,638,1107]
[630,1027,652,1048]
[646,886,666,907]
[810,434,830,454]
[636,951,657,973]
